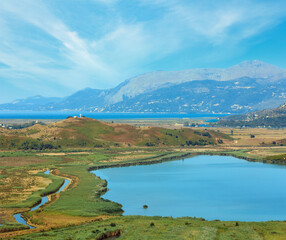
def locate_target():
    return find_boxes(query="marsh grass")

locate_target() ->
[1,171,64,209]
[39,151,187,217]
[12,216,286,240]
[0,223,29,233]
[42,165,123,216]
[1,140,286,238]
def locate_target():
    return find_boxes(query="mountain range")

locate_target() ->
[1,60,286,113]
[215,101,286,128]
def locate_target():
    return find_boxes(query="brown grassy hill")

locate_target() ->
[0,117,230,149]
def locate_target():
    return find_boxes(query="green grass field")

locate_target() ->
[1,118,286,239]
[0,148,286,239]
[12,215,286,240]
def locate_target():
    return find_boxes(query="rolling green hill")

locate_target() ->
[0,117,230,150]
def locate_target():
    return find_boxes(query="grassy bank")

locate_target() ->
[36,151,191,218]
[12,215,286,240]
[1,144,286,238]
[1,171,64,209]
[1,118,286,239]
[42,165,123,217]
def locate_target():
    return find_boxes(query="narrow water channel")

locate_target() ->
[13,170,70,229]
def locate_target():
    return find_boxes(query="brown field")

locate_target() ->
[0,169,51,205]
[0,169,53,230]
[200,127,286,146]
[0,214,109,239]
[102,118,213,128]
[248,148,286,157]
[0,157,49,167]
[37,152,90,156]
[102,153,156,162]
[0,208,23,223]
[28,212,106,229]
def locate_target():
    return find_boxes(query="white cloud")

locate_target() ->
[141,0,286,44]
[0,0,116,92]
[0,0,182,95]
[94,0,118,5]
[0,0,285,102]
[0,1,110,71]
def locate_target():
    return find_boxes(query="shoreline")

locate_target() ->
[89,150,286,222]
[1,148,286,238]
[89,148,282,173]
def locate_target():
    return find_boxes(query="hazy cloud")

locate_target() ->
[0,0,285,102]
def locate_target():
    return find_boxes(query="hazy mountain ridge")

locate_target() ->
[226,102,286,121]
[0,60,285,113]
[215,102,286,128]
[103,60,286,105]
[103,77,286,113]
[0,95,63,111]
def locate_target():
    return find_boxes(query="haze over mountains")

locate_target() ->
[215,101,286,128]
[228,102,286,121]
[1,60,286,114]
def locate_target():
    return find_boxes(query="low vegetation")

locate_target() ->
[0,118,230,150]
[214,102,286,128]
[0,118,286,239]
[265,154,286,164]
[214,116,286,128]
[11,216,286,240]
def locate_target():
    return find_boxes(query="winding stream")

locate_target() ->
[13,170,70,229]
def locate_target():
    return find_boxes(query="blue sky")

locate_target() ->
[0,0,286,103]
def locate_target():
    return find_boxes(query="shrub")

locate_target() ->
[202,132,211,138]
[145,142,155,146]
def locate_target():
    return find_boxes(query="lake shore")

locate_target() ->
[0,118,286,239]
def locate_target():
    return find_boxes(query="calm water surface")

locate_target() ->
[92,155,286,221]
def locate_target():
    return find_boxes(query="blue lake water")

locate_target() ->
[92,155,286,221]
[0,111,226,120]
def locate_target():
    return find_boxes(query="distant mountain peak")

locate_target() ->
[29,95,44,99]
[0,61,285,113]
[237,60,268,66]
[104,60,286,104]
[226,60,286,81]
